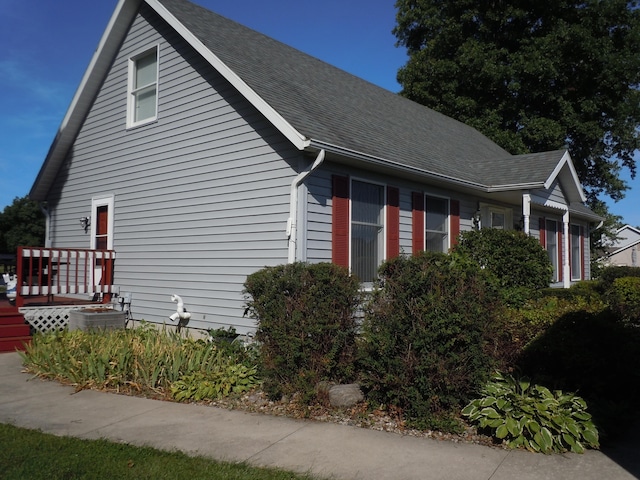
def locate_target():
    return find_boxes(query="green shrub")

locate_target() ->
[452,228,553,304]
[462,372,599,453]
[597,265,640,290]
[359,252,500,431]
[517,310,640,440]
[243,262,361,403]
[606,276,640,325]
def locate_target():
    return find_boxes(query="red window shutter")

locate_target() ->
[450,199,460,248]
[332,175,350,268]
[387,186,400,259]
[412,192,425,254]
[539,217,546,247]
[558,228,563,281]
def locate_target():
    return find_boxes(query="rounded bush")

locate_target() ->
[606,276,640,325]
[452,228,553,303]
[358,252,500,430]
[244,262,361,402]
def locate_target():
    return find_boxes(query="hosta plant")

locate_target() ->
[171,364,259,402]
[462,372,599,453]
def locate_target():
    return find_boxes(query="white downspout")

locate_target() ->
[39,203,52,248]
[287,149,326,263]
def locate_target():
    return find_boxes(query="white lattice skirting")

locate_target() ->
[20,306,99,333]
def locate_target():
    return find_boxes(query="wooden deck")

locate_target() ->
[0,294,100,310]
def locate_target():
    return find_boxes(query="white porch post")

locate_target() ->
[522,193,531,234]
[563,210,570,288]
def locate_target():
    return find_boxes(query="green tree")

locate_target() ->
[0,196,45,253]
[394,0,640,203]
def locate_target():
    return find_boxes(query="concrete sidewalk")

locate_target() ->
[1,351,638,480]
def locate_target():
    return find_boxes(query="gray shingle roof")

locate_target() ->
[159,0,516,186]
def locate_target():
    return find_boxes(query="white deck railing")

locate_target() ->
[15,247,116,307]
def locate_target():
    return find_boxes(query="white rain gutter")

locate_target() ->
[287,149,326,263]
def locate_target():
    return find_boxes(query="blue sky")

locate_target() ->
[1,0,639,226]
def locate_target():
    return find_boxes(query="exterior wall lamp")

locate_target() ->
[79,216,90,232]
[472,210,482,230]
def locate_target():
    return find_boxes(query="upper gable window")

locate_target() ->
[128,47,158,127]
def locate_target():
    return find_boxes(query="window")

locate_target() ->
[425,195,448,252]
[571,224,582,280]
[128,47,158,127]
[350,180,384,283]
[490,211,505,229]
[546,219,559,281]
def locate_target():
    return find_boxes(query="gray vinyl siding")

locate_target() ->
[45,4,301,333]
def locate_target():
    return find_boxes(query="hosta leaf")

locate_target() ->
[506,416,521,436]
[461,403,477,416]
[481,407,500,419]
[540,427,553,451]
[496,424,509,439]
[480,396,497,407]
[488,418,504,428]
[566,422,580,438]
[582,429,599,446]
[571,440,585,454]
[562,433,576,447]
[526,419,541,434]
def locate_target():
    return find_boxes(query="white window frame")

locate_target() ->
[349,178,386,284]
[546,219,559,282]
[570,224,582,281]
[127,45,159,128]
[90,195,114,250]
[424,194,450,253]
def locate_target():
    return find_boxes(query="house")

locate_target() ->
[603,225,640,267]
[28,0,602,334]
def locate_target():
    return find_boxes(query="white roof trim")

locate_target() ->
[145,0,309,150]
[616,224,640,236]
[545,150,586,203]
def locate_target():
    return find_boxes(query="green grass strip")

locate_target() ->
[0,423,319,480]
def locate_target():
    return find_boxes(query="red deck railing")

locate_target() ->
[15,247,116,307]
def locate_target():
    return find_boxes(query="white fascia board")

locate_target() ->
[544,150,587,203]
[617,224,640,236]
[31,0,142,200]
[146,0,309,151]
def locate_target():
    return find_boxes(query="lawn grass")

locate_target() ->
[0,423,319,480]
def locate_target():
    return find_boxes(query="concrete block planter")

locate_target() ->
[68,308,126,331]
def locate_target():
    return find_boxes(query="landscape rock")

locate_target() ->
[329,383,364,408]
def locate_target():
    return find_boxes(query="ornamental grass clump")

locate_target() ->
[462,372,599,453]
[19,323,259,401]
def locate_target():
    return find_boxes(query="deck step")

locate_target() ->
[0,308,31,352]
[0,314,27,325]
[0,336,31,353]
